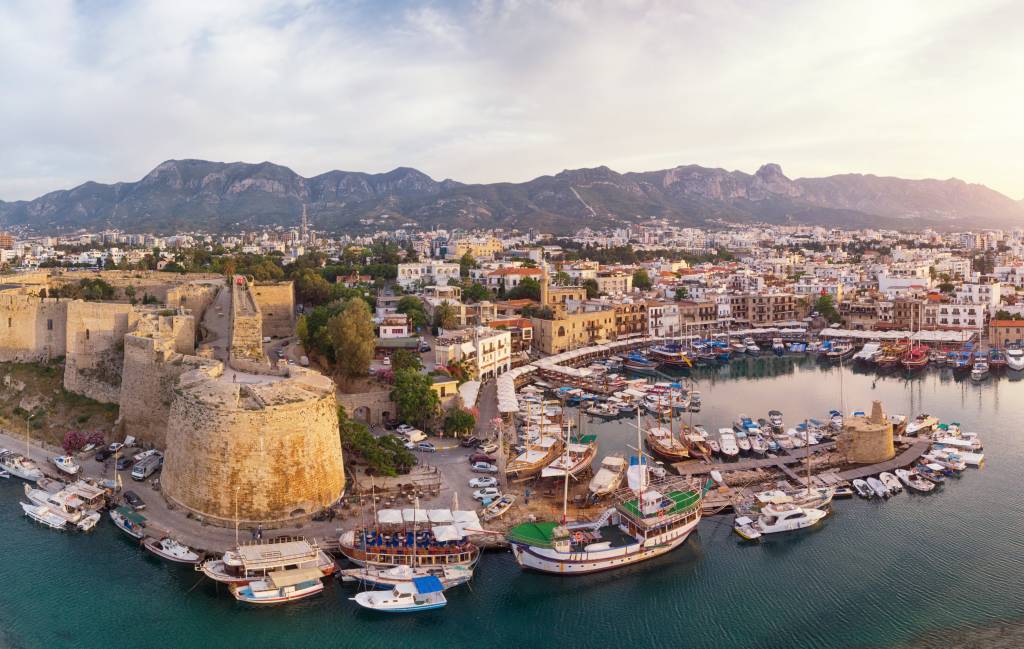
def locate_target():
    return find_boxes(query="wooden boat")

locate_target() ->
[541,434,598,479]
[143,537,205,565]
[901,345,929,371]
[480,494,516,522]
[110,506,147,539]
[623,353,659,374]
[51,454,81,476]
[645,426,689,463]
[588,456,627,498]
[338,526,480,570]
[230,567,324,605]
[339,564,473,590]
[895,468,936,493]
[21,501,67,530]
[23,483,102,532]
[506,436,563,480]
[201,538,335,585]
[351,576,447,613]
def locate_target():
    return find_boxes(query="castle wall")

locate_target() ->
[0,293,68,362]
[166,282,220,324]
[251,281,294,339]
[162,366,345,527]
[229,278,266,365]
[63,301,137,404]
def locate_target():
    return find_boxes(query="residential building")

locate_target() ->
[433,327,511,379]
[396,261,460,289]
[530,308,616,355]
[646,301,681,338]
[989,320,1024,348]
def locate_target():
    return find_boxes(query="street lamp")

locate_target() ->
[25,412,36,459]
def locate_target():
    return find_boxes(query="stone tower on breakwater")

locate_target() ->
[838,400,896,464]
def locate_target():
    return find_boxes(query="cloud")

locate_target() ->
[0,0,1021,201]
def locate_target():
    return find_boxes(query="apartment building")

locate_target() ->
[530,308,616,354]
[647,301,681,338]
[433,327,511,379]
[728,293,801,326]
[595,271,633,295]
[396,260,460,289]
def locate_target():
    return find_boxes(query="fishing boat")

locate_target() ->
[749,433,768,457]
[1007,347,1024,371]
[339,563,473,590]
[588,456,627,499]
[989,348,1007,370]
[895,468,935,493]
[970,360,990,381]
[734,430,752,456]
[706,436,721,457]
[623,353,659,374]
[21,502,67,530]
[506,436,563,480]
[202,538,336,584]
[718,429,739,461]
[743,337,760,355]
[648,345,692,368]
[823,340,855,362]
[583,401,621,419]
[875,344,906,370]
[734,503,827,538]
[230,567,325,605]
[351,576,447,613]
[0,449,44,481]
[645,426,689,463]
[110,506,147,539]
[23,483,102,532]
[480,494,516,522]
[143,537,205,565]
[51,454,81,476]
[866,477,889,498]
[683,426,711,459]
[852,479,873,499]
[950,348,974,374]
[915,462,948,483]
[542,434,598,479]
[878,472,902,495]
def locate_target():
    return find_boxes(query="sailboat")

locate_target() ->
[507,408,707,575]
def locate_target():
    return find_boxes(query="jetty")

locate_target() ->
[671,442,837,477]
[836,438,932,481]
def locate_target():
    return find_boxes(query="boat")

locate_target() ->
[0,449,44,481]
[970,361,990,381]
[648,345,692,368]
[623,353,659,374]
[351,576,447,613]
[507,436,564,480]
[1007,347,1024,371]
[866,477,889,498]
[21,501,69,530]
[583,401,622,419]
[706,437,721,457]
[230,567,325,605]
[143,537,205,565]
[743,337,760,355]
[110,506,147,539]
[754,488,834,510]
[734,430,752,456]
[542,434,598,479]
[833,486,854,499]
[732,516,762,541]
[878,472,902,495]
[915,463,948,484]
[203,538,337,584]
[901,345,930,371]
[989,348,1007,370]
[852,479,873,499]
[906,414,939,436]
[718,429,739,461]
[338,518,481,570]
[51,455,81,476]
[853,342,881,365]
[480,494,516,522]
[588,456,627,499]
[895,468,935,493]
[339,564,473,590]
[23,483,103,532]
[734,503,827,537]
[749,433,768,457]
[645,426,689,463]
[823,340,855,362]
[772,338,785,355]
[950,348,974,373]
[767,410,784,434]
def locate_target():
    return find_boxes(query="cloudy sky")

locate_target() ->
[2,0,1022,201]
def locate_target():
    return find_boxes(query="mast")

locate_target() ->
[413,495,419,568]
[804,417,811,490]
[561,416,571,524]
[635,407,644,495]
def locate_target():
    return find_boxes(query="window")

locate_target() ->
[86,329,90,340]
[47,319,53,331]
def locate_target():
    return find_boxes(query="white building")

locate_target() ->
[397,261,461,289]
[928,303,986,331]
[433,327,511,380]
[646,301,681,338]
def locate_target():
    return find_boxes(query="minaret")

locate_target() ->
[300,204,309,243]
[540,260,550,307]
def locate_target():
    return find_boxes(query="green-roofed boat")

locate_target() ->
[110,506,146,540]
[507,409,707,575]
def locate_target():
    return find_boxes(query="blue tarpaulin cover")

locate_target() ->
[412,576,444,594]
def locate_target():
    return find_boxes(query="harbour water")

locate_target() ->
[3,356,1024,649]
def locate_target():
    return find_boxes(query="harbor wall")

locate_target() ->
[161,366,345,527]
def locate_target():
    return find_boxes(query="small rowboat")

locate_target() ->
[480,494,516,522]
[143,536,205,565]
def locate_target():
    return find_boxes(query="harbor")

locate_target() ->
[0,354,1015,649]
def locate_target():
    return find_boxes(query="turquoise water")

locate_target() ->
[2,356,1023,649]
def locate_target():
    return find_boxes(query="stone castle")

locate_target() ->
[0,270,345,527]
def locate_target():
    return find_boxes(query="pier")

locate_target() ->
[836,438,932,481]
[671,442,837,476]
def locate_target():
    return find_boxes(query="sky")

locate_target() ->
[1,0,1022,201]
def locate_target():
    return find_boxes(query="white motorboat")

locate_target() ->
[734,430,752,455]
[866,477,889,498]
[23,484,101,532]
[970,361,990,381]
[931,445,984,466]
[351,576,447,613]
[718,429,739,461]
[852,479,873,499]
[204,538,336,584]
[0,449,44,481]
[230,568,325,605]
[1006,348,1024,371]
[878,472,902,495]
[0,470,8,479]
[143,537,205,564]
[733,515,762,541]
[21,501,67,530]
[895,468,935,493]
[740,503,827,536]
[51,455,81,476]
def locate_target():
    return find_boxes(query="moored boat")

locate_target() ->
[645,426,689,463]
[0,449,44,481]
[1006,347,1024,371]
[201,537,335,584]
[878,472,902,495]
[734,503,827,538]
[51,454,81,476]
[110,506,147,539]
[970,361,990,381]
[351,576,447,613]
[339,564,473,590]
[895,468,935,493]
[588,456,627,499]
[143,536,205,565]
[21,501,67,530]
[623,353,659,374]
[230,567,325,605]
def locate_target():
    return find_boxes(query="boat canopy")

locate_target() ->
[431,525,464,542]
[237,540,316,568]
[268,568,323,588]
[377,509,404,525]
[401,509,429,523]
[115,506,146,525]
[412,575,445,594]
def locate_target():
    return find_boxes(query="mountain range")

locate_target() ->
[1,159,1021,234]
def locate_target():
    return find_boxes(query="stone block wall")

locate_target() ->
[63,301,137,404]
[229,278,265,364]
[336,390,397,426]
[0,292,68,362]
[162,366,345,527]
[251,281,294,338]
[166,282,220,323]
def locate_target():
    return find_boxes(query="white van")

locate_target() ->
[131,454,163,481]
[404,429,427,444]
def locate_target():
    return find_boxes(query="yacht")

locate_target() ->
[733,503,827,538]
[970,361,990,381]
[771,338,785,355]
[143,537,205,565]
[0,449,44,481]
[718,429,739,461]
[1007,347,1024,371]
[351,576,447,613]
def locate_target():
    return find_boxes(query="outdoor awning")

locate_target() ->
[268,568,323,588]
[431,525,464,541]
[376,509,403,525]
[402,508,429,523]
[427,509,454,523]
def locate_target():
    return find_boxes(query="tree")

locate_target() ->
[553,271,572,286]
[814,294,840,322]
[508,277,541,301]
[633,269,652,291]
[459,252,476,278]
[327,298,376,379]
[444,408,476,438]
[390,368,441,431]
[674,286,689,300]
[582,278,600,298]
[338,406,415,476]
[397,295,429,330]
[433,300,458,330]
[937,281,955,294]
[391,349,423,373]
[462,282,490,303]
[295,269,332,306]
[994,310,1023,321]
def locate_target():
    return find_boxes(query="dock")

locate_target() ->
[836,439,932,480]
[672,442,837,476]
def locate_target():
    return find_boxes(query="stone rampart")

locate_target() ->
[63,301,137,404]
[0,291,68,362]
[251,281,294,338]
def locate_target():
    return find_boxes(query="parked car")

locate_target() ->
[460,436,480,448]
[123,491,146,511]
[478,442,498,454]
[383,419,399,431]
[471,462,498,474]
[419,344,431,353]
[396,424,414,435]
[108,442,124,454]
[469,477,497,488]
[472,487,501,501]
[115,456,132,471]
[94,448,113,462]
[404,441,417,450]
[469,453,496,464]
[416,442,436,453]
